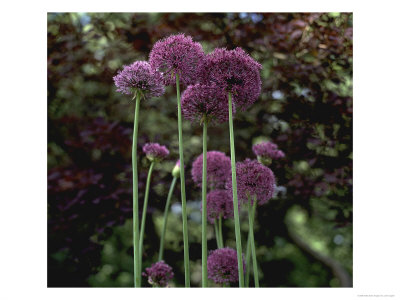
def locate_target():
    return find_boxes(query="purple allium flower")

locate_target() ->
[252,141,285,165]
[181,84,235,124]
[149,34,205,87]
[142,260,174,287]
[113,61,164,98]
[201,189,234,224]
[191,151,231,189]
[199,47,262,110]
[143,143,169,162]
[227,159,275,206]
[207,247,245,284]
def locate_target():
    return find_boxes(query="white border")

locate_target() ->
[1,1,400,299]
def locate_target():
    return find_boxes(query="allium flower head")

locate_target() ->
[149,34,205,87]
[252,141,285,165]
[199,47,262,110]
[181,84,235,124]
[191,151,231,189]
[113,61,164,98]
[142,260,174,287]
[207,247,246,284]
[201,189,234,224]
[227,159,275,206]
[143,143,169,162]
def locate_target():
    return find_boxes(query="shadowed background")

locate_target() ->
[47,12,352,287]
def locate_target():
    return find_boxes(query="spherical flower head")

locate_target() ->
[201,189,234,224]
[143,143,169,162]
[207,247,246,284]
[113,61,165,99]
[227,159,275,206]
[199,47,262,111]
[149,34,205,87]
[252,141,285,165]
[172,160,181,178]
[142,260,174,287]
[181,84,235,124]
[191,151,231,189]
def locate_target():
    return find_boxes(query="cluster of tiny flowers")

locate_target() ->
[142,261,174,287]
[252,141,285,160]
[191,151,231,189]
[207,247,245,284]
[113,61,165,98]
[149,34,205,87]
[202,189,234,224]
[143,143,170,162]
[227,159,275,206]
[199,47,262,110]
[181,84,235,124]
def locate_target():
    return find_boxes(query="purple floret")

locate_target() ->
[199,47,262,111]
[252,141,285,160]
[181,84,235,124]
[149,34,205,87]
[191,151,231,189]
[201,189,234,224]
[207,247,246,284]
[142,260,174,287]
[143,143,169,162]
[227,159,275,206]
[113,61,164,98]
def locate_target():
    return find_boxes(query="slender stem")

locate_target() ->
[248,197,259,287]
[176,74,191,287]
[228,92,244,287]
[132,94,141,287]
[139,161,155,273]
[214,221,222,249]
[218,215,224,248]
[245,229,251,287]
[158,176,178,261]
[201,117,208,287]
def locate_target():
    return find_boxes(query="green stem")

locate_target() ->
[248,198,259,287]
[228,92,244,287]
[218,215,224,248]
[245,228,251,287]
[132,94,141,287]
[176,74,191,287]
[139,161,155,274]
[158,176,178,261]
[214,221,222,249]
[201,117,208,287]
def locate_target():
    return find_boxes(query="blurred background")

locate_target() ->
[47,12,352,287]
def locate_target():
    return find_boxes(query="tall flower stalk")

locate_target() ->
[150,34,205,287]
[175,74,191,286]
[227,92,244,286]
[139,160,155,272]
[113,61,165,287]
[139,143,169,278]
[182,84,233,286]
[132,95,141,287]
[247,197,259,287]
[230,159,276,287]
[199,47,262,287]
[158,161,180,261]
[201,117,208,286]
